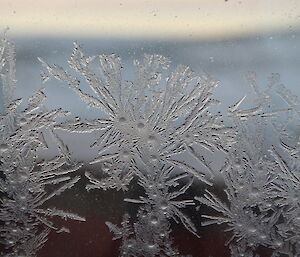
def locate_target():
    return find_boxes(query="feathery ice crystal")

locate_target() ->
[1,36,299,257]
[0,38,85,257]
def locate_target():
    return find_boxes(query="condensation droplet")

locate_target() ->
[137,122,145,129]
[0,143,8,152]
[119,117,126,122]
[19,117,27,125]
[150,216,159,225]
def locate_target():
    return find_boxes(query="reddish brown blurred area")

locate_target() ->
[39,217,229,257]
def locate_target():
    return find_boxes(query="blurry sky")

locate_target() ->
[0,0,300,40]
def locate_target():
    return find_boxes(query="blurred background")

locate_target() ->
[0,0,299,113]
[1,0,300,256]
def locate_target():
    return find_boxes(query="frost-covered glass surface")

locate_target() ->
[1,1,300,257]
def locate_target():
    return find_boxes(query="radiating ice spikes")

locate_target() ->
[40,44,234,193]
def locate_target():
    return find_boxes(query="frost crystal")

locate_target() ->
[106,209,192,257]
[0,39,85,257]
[39,43,237,256]
[40,43,235,190]
[196,74,300,257]
[2,37,299,257]
[0,38,16,106]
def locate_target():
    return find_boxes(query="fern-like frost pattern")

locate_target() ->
[0,36,299,257]
[0,39,85,257]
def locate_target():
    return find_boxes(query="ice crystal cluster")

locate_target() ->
[196,73,300,257]
[1,37,300,257]
[0,38,85,257]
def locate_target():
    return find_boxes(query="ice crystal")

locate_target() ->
[38,43,240,256]
[270,144,300,255]
[106,208,192,257]
[103,157,199,256]
[38,43,300,256]
[39,43,235,191]
[0,35,291,257]
[124,160,198,236]
[0,38,16,107]
[0,39,85,257]
[196,75,300,257]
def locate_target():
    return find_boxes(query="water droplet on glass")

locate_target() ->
[19,117,27,125]
[147,243,156,249]
[0,143,8,152]
[150,216,159,225]
[119,117,126,122]
[248,226,257,233]
[137,122,145,129]
[160,200,168,210]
